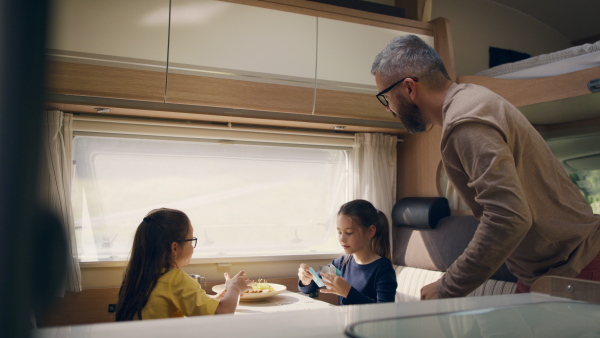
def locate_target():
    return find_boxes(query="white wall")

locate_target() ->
[431,0,570,77]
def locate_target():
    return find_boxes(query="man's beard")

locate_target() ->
[395,96,427,134]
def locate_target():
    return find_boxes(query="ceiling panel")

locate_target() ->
[490,0,600,44]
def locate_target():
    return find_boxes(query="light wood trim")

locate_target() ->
[37,288,119,327]
[531,276,600,304]
[314,89,396,122]
[396,125,442,199]
[45,96,407,134]
[457,66,600,107]
[37,277,338,327]
[166,73,314,115]
[46,101,406,134]
[431,17,456,81]
[536,116,600,139]
[45,61,165,102]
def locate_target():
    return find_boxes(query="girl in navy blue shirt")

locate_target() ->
[298,199,397,304]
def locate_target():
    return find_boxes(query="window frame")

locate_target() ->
[71,114,355,264]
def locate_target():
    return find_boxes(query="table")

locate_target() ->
[32,293,587,338]
[235,291,334,314]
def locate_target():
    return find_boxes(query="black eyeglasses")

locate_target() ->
[376,77,419,107]
[178,237,197,248]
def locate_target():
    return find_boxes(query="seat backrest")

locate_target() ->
[392,197,516,281]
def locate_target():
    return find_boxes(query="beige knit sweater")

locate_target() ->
[437,83,600,298]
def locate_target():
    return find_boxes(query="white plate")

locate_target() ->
[212,283,287,302]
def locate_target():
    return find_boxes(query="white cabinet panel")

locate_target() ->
[48,0,169,63]
[316,18,434,91]
[169,0,316,83]
[46,0,169,101]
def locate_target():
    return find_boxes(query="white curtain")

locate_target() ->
[351,133,397,221]
[40,110,82,293]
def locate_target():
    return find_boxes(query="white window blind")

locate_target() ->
[71,116,353,262]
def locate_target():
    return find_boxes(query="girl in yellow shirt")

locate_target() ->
[115,208,251,320]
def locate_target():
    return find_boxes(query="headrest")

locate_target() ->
[392,197,450,229]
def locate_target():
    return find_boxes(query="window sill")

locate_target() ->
[79,252,341,268]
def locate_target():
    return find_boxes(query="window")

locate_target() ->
[570,170,600,213]
[71,117,352,262]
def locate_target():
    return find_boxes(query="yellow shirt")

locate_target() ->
[140,268,219,319]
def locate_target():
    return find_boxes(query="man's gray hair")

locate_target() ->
[371,35,451,89]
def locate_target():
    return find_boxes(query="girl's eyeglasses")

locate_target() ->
[178,237,197,248]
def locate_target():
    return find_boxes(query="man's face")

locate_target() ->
[393,92,427,134]
[375,73,426,134]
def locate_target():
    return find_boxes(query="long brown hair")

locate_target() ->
[115,208,191,321]
[338,199,391,261]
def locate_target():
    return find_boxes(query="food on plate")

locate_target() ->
[244,279,275,293]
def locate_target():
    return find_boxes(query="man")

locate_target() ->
[371,35,600,299]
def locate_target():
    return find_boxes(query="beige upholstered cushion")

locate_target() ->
[394,266,516,302]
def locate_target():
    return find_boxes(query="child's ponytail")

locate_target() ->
[338,199,391,261]
[372,209,391,261]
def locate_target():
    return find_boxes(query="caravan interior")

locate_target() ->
[10,0,599,336]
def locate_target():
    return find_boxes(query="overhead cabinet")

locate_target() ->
[44,0,447,133]
[314,18,434,121]
[45,0,170,102]
[166,0,317,114]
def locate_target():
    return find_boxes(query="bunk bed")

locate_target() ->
[457,41,600,173]
[458,41,600,124]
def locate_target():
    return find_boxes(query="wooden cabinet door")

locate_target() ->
[45,0,169,102]
[165,0,317,114]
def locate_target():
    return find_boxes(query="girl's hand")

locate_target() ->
[225,270,252,296]
[298,263,313,286]
[214,270,252,315]
[213,272,231,300]
[320,273,351,298]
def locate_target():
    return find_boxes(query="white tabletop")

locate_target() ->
[32,293,576,338]
[235,290,334,314]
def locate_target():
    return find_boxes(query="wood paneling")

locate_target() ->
[37,288,119,327]
[531,276,600,304]
[314,89,396,121]
[46,100,406,134]
[45,61,165,102]
[431,17,456,81]
[166,73,315,115]
[396,125,442,199]
[458,66,600,108]
[393,17,454,200]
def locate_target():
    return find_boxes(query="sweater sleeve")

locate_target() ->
[374,261,397,303]
[439,122,532,297]
[298,280,318,294]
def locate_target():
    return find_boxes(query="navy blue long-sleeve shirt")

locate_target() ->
[298,255,397,305]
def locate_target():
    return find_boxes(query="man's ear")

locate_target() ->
[406,78,418,100]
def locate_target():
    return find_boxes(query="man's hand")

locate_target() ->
[420,281,439,300]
